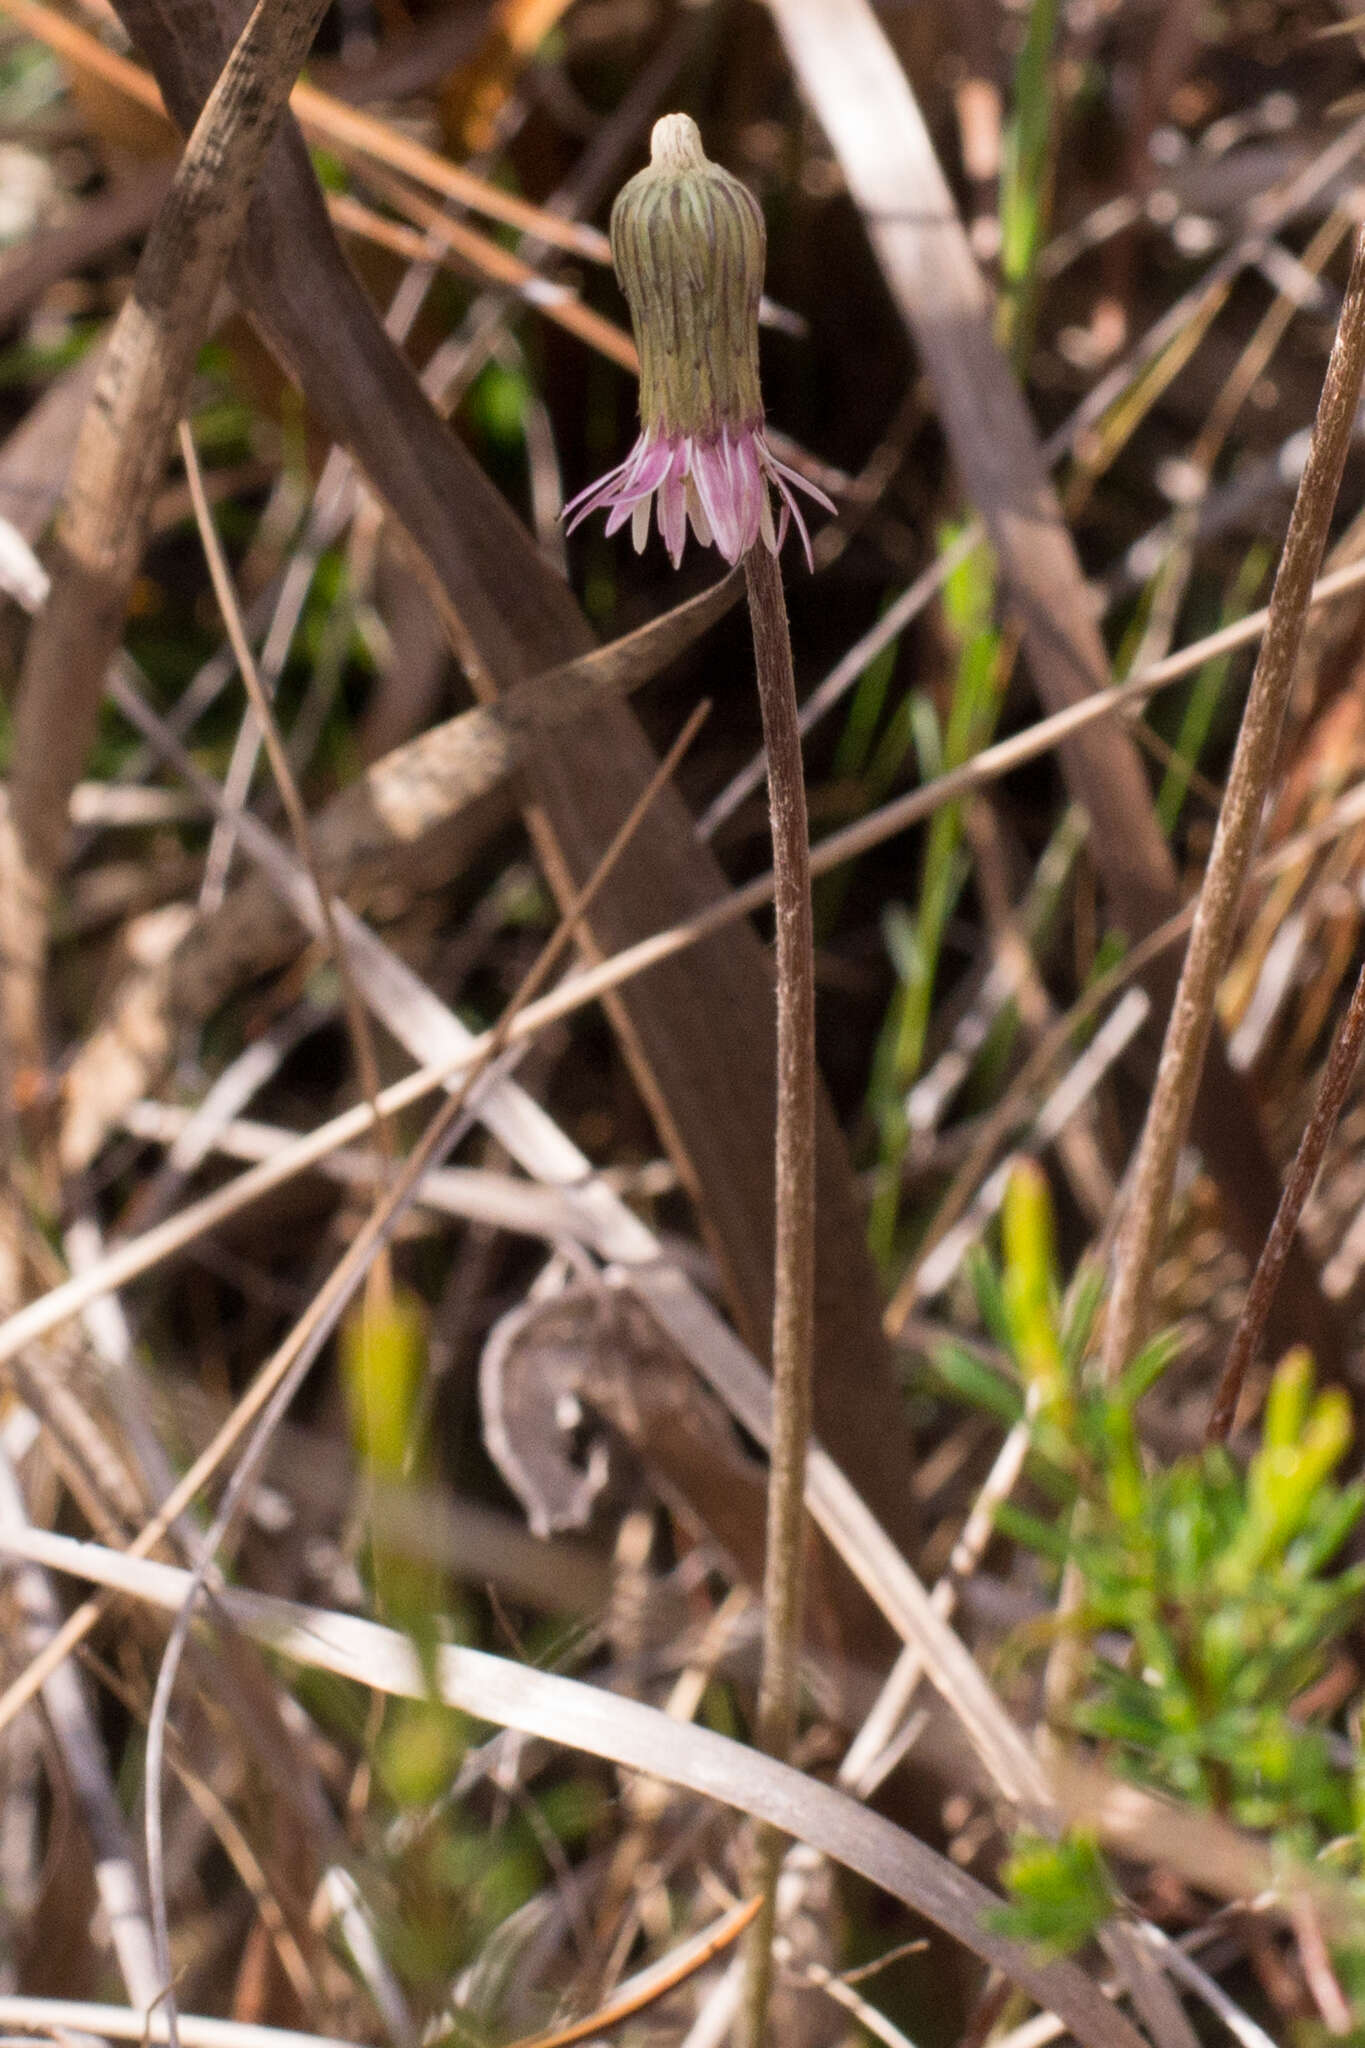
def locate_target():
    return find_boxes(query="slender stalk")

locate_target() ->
[738,540,817,2048]
[1207,957,1365,1444]
[1100,221,1365,1385]
[177,420,399,1310]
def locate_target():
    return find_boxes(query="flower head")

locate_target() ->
[564,113,833,571]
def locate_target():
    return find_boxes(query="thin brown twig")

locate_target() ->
[505,1896,763,2048]
[1207,957,1365,1444]
[176,419,398,1292]
[1100,222,1365,1385]
[328,177,637,371]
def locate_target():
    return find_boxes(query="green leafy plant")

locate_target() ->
[1067,1343,1365,1846]
[998,0,1059,363]
[939,1164,1365,1961]
[997,1830,1114,1958]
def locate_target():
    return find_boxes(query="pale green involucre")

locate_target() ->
[610,112,767,441]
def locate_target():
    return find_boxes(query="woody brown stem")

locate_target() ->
[1100,220,1365,1387]
[1207,956,1365,1445]
[737,540,817,2048]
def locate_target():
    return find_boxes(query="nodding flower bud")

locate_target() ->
[610,112,766,443]
[564,113,833,571]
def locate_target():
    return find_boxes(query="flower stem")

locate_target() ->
[737,540,817,2047]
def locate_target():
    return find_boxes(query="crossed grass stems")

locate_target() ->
[7,28,1365,2048]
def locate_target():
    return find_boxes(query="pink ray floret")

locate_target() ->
[564,424,835,572]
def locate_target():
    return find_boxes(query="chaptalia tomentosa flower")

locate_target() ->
[564,113,834,571]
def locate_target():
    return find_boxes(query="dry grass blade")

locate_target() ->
[119,1099,606,1244]
[839,1414,1035,1799]
[790,1948,924,2048]
[0,1523,1149,2048]
[0,1447,160,2009]
[1133,1931,1277,2048]
[328,177,637,371]
[505,1895,763,2048]
[0,2002,363,2048]
[287,70,609,261]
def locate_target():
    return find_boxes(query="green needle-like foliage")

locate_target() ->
[944,1167,1365,1972]
[1064,1342,1365,1844]
[996,1830,1114,1959]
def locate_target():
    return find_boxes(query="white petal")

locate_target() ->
[686,477,713,548]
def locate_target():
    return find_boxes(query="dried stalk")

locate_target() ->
[1207,960,1365,1443]
[176,419,397,1297]
[1100,222,1365,1384]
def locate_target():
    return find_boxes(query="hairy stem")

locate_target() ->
[1100,221,1365,1385]
[738,541,817,2047]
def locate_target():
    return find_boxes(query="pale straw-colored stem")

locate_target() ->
[1100,221,1365,1386]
